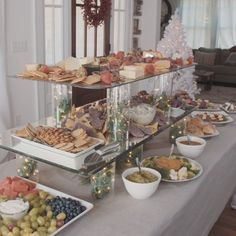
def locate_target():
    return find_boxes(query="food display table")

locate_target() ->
[0,115,236,236]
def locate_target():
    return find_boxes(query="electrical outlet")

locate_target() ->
[11,40,28,53]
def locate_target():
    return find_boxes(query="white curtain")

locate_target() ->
[0,0,12,163]
[0,0,11,132]
[216,0,236,48]
[180,0,236,48]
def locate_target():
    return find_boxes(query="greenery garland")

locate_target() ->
[81,0,111,27]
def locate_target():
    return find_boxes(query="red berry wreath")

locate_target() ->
[80,0,111,27]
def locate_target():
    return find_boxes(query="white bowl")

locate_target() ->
[176,136,206,159]
[122,167,161,200]
[129,104,156,125]
[0,200,29,221]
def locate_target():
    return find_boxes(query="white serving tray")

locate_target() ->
[11,136,103,170]
[12,135,103,158]
[17,177,94,236]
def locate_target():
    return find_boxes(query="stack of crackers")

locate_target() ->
[15,124,98,154]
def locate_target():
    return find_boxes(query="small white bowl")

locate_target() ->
[176,136,206,159]
[122,167,161,200]
[0,201,29,221]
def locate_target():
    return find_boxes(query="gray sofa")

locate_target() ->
[193,47,236,84]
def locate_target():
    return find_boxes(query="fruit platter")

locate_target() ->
[0,177,93,236]
[221,102,236,114]
[191,111,234,125]
[142,155,202,182]
[185,116,219,138]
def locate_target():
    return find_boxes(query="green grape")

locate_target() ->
[29,208,39,216]
[56,213,66,221]
[12,227,20,236]
[20,222,31,229]
[47,226,57,234]
[50,219,56,227]
[46,211,52,219]
[37,227,47,233]
[31,222,38,230]
[37,217,45,226]
[45,206,51,212]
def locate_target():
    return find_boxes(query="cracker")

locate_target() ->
[83,75,101,85]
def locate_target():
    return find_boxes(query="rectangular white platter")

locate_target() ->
[18,177,94,236]
[191,110,234,125]
[11,136,104,170]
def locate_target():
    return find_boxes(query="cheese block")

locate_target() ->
[154,60,171,69]
[143,50,162,58]
[124,65,144,72]
[25,64,40,72]
[119,70,144,79]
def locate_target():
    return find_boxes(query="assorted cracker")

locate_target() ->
[16,124,98,154]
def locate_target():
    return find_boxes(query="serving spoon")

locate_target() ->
[168,144,175,159]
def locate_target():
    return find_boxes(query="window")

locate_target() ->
[181,0,236,48]
[110,0,132,52]
[72,0,107,57]
[44,0,64,64]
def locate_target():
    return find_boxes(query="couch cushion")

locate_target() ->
[224,52,236,66]
[198,47,221,64]
[213,65,236,75]
[194,51,216,65]
[220,49,231,64]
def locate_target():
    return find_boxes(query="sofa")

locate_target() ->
[193,47,236,85]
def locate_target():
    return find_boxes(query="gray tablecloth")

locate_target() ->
[1,115,236,236]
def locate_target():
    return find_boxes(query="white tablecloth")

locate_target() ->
[0,116,236,236]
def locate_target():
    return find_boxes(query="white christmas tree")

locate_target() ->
[157,9,193,62]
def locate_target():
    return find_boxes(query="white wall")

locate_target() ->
[5,0,42,126]
[140,0,162,49]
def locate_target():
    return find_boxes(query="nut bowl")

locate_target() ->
[122,167,161,200]
[176,136,206,159]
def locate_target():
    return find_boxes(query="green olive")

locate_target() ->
[30,232,40,236]
[56,213,66,221]
[37,217,45,226]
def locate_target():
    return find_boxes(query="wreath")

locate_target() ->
[81,0,111,27]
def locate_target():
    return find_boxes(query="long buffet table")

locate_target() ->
[0,115,236,236]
